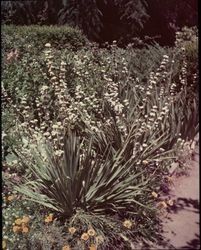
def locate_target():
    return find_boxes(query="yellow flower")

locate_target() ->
[151,191,158,198]
[167,199,174,206]
[142,160,149,165]
[45,213,53,223]
[89,244,97,250]
[95,235,104,245]
[123,220,133,229]
[68,227,76,235]
[22,216,30,224]
[87,228,96,237]
[2,240,6,249]
[62,245,71,250]
[7,195,15,202]
[15,218,22,225]
[13,225,21,233]
[157,201,167,209]
[22,223,26,228]
[81,233,89,241]
[22,226,29,233]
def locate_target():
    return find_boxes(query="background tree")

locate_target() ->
[1,0,198,46]
[143,0,198,45]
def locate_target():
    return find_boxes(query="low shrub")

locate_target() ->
[2,25,88,55]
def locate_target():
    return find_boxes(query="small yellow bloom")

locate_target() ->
[68,227,76,235]
[167,199,174,206]
[13,225,21,233]
[22,226,29,233]
[142,160,149,165]
[7,195,15,202]
[15,218,22,225]
[22,216,30,224]
[62,245,71,250]
[45,213,53,223]
[22,223,26,228]
[81,233,89,241]
[151,191,158,198]
[123,220,133,229]
[2,240,6,249]
[87,228,96,237]
[89,244,97,250]
[157,201,167,209]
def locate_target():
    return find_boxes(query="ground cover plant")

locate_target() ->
[2,26,198,250]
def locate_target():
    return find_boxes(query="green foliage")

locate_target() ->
[126,43,172,80]
[115,0,149,31]
[2,38,198,171]
[2,193,38,250]
[180,27,198,85]
[58,0,149,40]
[24,220,70,250]
[174,26,198,94]
[15,131,156,217]
[58,0,104,40]
[2,26,198,249]
[2,25,87,54]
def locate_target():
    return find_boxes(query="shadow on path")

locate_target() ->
[179,233,200,249]
[167,197,199,214]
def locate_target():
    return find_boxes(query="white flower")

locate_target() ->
[45,43,51,48]
[51,76,57,81]
[163,55,169,59]
[41,85,49,91]
[44,132,50,137]
[61,61,66,66]
[2,132,7,139]
[51,131,58,136]
[55,150,63,156]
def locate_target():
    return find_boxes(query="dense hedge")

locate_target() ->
[2,25,88,54]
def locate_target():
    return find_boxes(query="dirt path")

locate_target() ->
[156,145,200,249]
[134,142,200,250]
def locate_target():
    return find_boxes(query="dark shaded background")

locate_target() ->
[1,0,198,46]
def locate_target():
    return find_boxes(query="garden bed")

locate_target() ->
[2,26,199,250]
